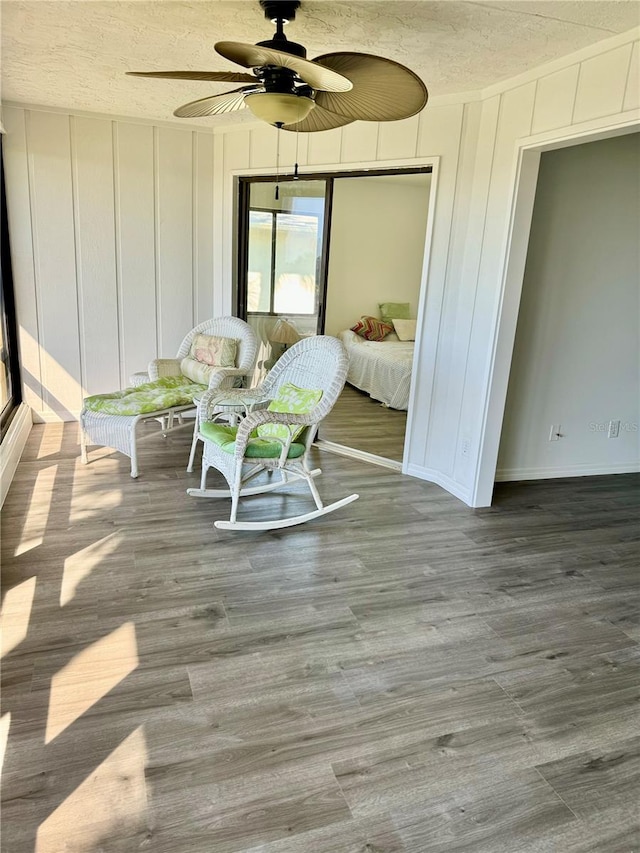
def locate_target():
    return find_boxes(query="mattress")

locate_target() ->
[337,329,414,410]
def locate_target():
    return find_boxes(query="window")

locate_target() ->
[1,144,22,440]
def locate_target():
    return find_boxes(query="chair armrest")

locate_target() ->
[206,367,252,390]
[129,371,151,387]
[148,358,181,380]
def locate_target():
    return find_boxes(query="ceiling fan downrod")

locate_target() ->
[257,0,306,59]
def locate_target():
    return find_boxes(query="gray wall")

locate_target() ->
[498,132,640,480]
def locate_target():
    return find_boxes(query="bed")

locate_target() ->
[337,329,415,410]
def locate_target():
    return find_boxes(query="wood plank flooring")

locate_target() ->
[1,422,639,853]
[319,384,407,462]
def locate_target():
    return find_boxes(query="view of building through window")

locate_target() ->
[247,210,319,315]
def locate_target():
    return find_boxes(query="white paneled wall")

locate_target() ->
[467,30,640,505]
[3,109,216,419]
[4,26,639,506]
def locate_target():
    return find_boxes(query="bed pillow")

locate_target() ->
[351,316,394,342]
[257,383,323,444]
[379,302,411,324]
[392,318,417,341]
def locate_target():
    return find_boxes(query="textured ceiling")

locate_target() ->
[2,1,639,126]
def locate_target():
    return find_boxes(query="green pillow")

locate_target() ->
[379,302,411,324]
[257,383,323,444]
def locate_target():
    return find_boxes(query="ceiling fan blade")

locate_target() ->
[311,52,428,122]
[174,88,255,118]
[282,104,355,133]
[215,41,353,93]
[127,70,257,83]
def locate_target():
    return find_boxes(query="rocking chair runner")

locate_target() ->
[187,335,359,530]
[80,317,258,478]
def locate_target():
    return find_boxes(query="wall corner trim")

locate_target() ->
[1,403,33,507]
[405,463,474,506]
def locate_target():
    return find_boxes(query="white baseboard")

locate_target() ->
[495,460,640,482]
[315,440,402,471]
[405,463,473,506]
[1,404,33,507]
[31,409,81,424]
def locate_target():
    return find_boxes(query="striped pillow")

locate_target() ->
[350,316,394,342]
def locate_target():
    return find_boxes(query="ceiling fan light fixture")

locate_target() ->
[244,91,314,126]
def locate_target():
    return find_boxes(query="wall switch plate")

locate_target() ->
[608,420,620,438]
[549,425,561,441]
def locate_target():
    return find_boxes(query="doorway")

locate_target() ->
[236,167,433,467]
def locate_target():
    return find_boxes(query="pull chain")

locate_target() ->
[275,124,281,200]
[294,124,300,180]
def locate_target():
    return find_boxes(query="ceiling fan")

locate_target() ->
[127,0,428,132]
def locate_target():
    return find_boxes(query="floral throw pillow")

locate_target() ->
[257,383,323,444]
[189,334,237,368]
[350,316,394,342]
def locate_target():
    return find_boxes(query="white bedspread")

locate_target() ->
[337,330,414,410]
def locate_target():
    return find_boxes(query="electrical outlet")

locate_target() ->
[549,425,561,442]
[608,420,620,438]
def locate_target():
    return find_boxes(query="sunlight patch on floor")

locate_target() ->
[36,725,149,853]
[1,576,37,657]
[60,532,123,607]
[0,713,11,775]
[35,422,64,459]
[14,465,57,556]
[46,622,138,744]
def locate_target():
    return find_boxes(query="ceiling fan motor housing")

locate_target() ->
[259,1,300,24]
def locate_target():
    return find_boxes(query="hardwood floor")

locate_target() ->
[2,422,639,853]
[319,384,407,462]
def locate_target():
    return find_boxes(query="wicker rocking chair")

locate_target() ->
[80,317,257,478]
[187,335,359,531]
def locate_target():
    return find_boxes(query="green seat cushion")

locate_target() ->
[200,422,306,459]
[84,376,207,416]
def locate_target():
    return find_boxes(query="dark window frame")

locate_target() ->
[0,142,22,441]
[235,166,432,332]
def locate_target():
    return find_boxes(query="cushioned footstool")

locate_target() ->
[80,376,207,478]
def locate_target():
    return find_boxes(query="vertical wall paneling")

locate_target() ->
[71,117,120,395]
[573,44,633,124]
[377,115,420,160]
[405,104,466,470]
[306,128,342,165]
[340,122,379,163]
[27,111,82,417]
[2,107,43,411]
[222,130,251,311]
[193,132,214,324]
[249,125,302,171]
[423,96,500,478]
[623,42,640,112]
[114,122,156,384]
[155,127,194,355]
[212,133,225,318]
[531,66,579,134]
[416,104,464,157]
[455,82,536,488]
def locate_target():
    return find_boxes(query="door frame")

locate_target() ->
[474,117,640,506]
[230,156,441,474]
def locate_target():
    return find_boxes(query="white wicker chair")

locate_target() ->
[187,335,359,531]
[80,317,258,478]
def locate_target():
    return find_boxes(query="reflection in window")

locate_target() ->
[247,210,320,316]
